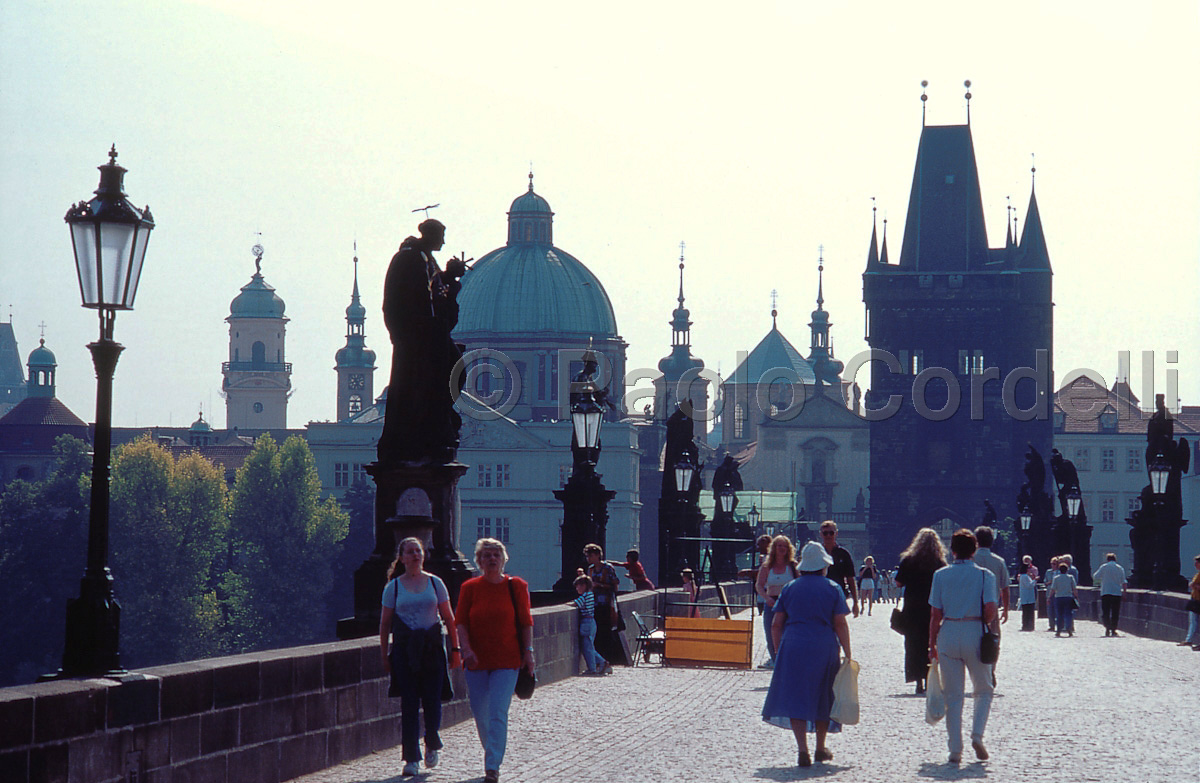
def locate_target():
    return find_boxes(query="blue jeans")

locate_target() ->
[465,668,520,771]
[579,617,605,672]
[762,601,777,660]
[1185,611,1199,644]
[1055,596,1075,634]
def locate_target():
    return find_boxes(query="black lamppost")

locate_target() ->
[747,503,762,533]
[1065,488,1082,521]
[1017,505,1032,564]
[554,361,614,592]
[56,147,154,678]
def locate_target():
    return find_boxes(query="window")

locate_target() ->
[971,351,985,375]
[335,462,349,487]
[910,350,924,375]
[496,464,511,488]
[734,404,745,438]
[1100,495,1116,522]
[1073,447,1090,471]
[477,465,493,488]
[348,394,362,414]
[1126,495,1141,518]
[1101,448,1115,471]
[537,354,547,401]
[1127,449,1142,472]
[353,464,368,485]
[477,464,509,488]
[495,517,510,543]
[476,517,510,544]
[477,517,491,539]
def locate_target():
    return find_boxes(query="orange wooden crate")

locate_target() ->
[663,616,753,668]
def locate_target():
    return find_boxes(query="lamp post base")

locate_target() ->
[45,569,124,679]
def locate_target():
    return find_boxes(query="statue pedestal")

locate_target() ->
[337,460,472,640]
[553,467,615,592]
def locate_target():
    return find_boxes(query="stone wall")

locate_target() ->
[0,582,751,783]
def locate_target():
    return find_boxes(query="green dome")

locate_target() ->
[335,344,376,366]
[189,412,213,433]
[27,339,56,368]
[230,272,286,319]
[455,245,617,336]
[455,181,617,337]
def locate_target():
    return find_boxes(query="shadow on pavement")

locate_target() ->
[916,761,988,779]
[753,763,845,780]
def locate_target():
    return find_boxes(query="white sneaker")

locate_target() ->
[402,761,420,777]
[758,659,775,669]
[425,748,439,768]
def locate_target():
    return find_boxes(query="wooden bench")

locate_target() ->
[662,616,754,668]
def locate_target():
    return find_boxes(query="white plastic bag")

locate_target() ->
[924,661,945,725]
[829,658,860,725]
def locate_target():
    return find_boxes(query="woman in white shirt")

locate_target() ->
[380,537,461,777]
[756,536,798,669]
[1018,561,1038,631]
[1048,562,1078,638]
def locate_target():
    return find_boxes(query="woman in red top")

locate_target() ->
[456,538,534,783]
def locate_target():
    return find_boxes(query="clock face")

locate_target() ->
[349,373,365,390]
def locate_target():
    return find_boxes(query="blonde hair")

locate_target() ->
[766,535,797,569]
[474,537,509,566]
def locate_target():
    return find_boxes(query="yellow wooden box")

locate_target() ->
[662,616,753,668]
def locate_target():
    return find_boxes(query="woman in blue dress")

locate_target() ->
[762,541,853,768]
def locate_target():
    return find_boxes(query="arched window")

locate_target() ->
[349,394,362,413]
[251,341,266,366]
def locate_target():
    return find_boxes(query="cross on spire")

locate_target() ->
[38,321,47,338]
[770,289,779,329]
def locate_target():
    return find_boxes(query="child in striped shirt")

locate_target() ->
[573,575,611,675]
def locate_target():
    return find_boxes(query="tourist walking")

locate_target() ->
[1044,556,1060,633]
[1017,561,1037,631]
[928,529,998,764]
[1049,561,1078,637]
[820,521,860,617]
[755,535,798,668]
[895,528,947,694]
[1093,553,1127,637]
[379,537,459,777]
[761,541,853,768]
[456,538,535,783]
[973,526,1008,684]
[858,556,879,616]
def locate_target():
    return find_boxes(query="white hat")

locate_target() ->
[798,541,834,572]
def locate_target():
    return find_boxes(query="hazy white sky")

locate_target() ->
[2,0,1197,429]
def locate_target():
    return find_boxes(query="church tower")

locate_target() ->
[862,87,1053,562]
[654,243,707,422]
[223,244,291,429]
[808,251,845,387]
[334,248,376,421]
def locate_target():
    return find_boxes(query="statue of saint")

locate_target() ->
[377,219,468,465]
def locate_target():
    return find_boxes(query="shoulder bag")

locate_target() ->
[979,570,1000,665]
[889,600,908,635]
[508,577,537,699]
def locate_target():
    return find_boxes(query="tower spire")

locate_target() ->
[879,217,889,264]
[921,80,928,126]
[964,79,972,124]
[866,198,879,267]
[816,245,825,310]
[770,289,778,330]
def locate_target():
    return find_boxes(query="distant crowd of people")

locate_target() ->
[376,524,1198,779]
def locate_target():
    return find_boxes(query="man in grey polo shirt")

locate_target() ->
[974,527,1009,684]
[1093,553,1128,637]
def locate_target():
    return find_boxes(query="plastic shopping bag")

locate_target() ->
[829,658,860,725]
[924,661,945,725]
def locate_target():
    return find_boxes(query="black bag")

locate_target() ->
[890,606,907,635]
[979,570,1000,665]
[1186,598,1200,614]
[507,577,536,700]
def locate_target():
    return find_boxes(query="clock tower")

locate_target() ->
[223,244,291,429]
[335,248,376,421]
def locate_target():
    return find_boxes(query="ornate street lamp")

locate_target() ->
[674,457,695,496]
[56,146,154,678]
[747,503,761,530]
[1148,453,1170,496]
[571,396,603,455]
[1019,507,1032,531]
[717,485,736,514]
[1065,487,1082,520]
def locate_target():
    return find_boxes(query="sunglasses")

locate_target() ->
[820,530,836,537]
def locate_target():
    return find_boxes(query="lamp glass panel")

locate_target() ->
[584,409,602,448]
[71,223,99,306]
[719,493,734,513]
[124,223,151,309]
[1067,495,1081,517]
[98,222,136,308]
[1150,467,1168,494]
[572,410,587,446]
[1019,514,1032,531]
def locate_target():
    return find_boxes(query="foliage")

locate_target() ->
[109,437,229,667]
[0,436,91,684]
[225,434,349,649]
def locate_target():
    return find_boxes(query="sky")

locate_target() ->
[1,0,1198,430]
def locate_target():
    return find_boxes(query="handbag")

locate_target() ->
[889,604,907,635]
[979,570,1000,665]
[507,577,537,700]
[924,661,946,725]
[829,658,860,725]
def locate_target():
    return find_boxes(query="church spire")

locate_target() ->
[865,198,879,269]
[335,242,376,421]
[879,218,889,265]
[1017,160,1051,270]
[808,249,844,385]
[670,241,691,348]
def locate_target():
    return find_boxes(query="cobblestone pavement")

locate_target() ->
[291,605,1199,783]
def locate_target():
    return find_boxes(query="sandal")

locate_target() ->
[815,748,833,762]
[798,751,812,768]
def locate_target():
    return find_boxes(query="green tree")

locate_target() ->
[0,436,91,684]
[225,434,349,649]
[109,437,229,667]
